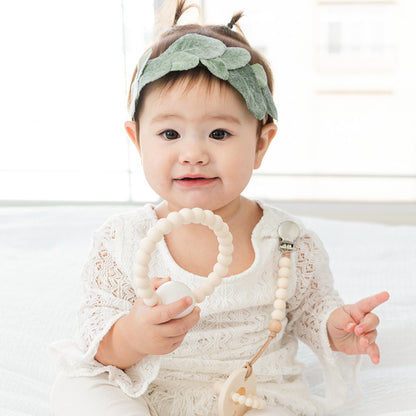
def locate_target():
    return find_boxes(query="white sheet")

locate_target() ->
[1,205,415,415]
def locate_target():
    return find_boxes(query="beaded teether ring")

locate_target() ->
[214,220,300,416]
[133,207,233,316]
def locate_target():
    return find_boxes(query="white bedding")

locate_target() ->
[1,205,415,415]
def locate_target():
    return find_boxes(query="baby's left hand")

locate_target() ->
[327,291,390,364]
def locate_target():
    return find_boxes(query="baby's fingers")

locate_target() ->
[365,341,381,365]
[354,312,380,337]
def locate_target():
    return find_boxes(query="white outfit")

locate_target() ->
[50,203,358,416]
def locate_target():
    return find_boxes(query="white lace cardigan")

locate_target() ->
[50,202,359,416]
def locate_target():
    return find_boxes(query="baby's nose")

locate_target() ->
[179,142,209,165]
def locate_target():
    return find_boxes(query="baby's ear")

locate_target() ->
[254,122,277,169]
[124,121,141,155]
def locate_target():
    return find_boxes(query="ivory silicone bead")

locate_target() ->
[201,210,216,228]
[200,281,216,296]
[147,227,164,243]
[219,234,233,246]
[272,309,284,321]
[269,319,282,333]
[137,287,156,299]
[273,299,286,311]
[134,277,152,289]
[238,395,246,405]
[232,393,239,402]
[133,263,148,277]
[259,400,266,409]
[245,397,253,407]
[277,277,290,289]
[192,207,205,223]
[139,237,156,254]
[207,272,222,287]
[180,208,194,224]
[278,256,291,268]
[213,263,228,277]
[212,215,224,230]
[217,253,232,266]
[278,267,290,279]
[155,218,173,234]
[219,244,234,256]
[275,288,288,300]
[166,211,182,227]
[193,289,205,303]
[252,398,260,409]
[135,250,151,266]
[143,293,159,306]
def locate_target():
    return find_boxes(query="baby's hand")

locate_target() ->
[327,291,389,364]
[126,277,201,356]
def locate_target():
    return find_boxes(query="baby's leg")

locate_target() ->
[50,372,151,416]
[246,404,296,416]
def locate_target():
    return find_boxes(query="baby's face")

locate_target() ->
[137,77,269,215]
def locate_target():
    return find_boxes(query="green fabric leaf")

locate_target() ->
[165,33,225,59]
[220,47,251,70]
[228,66,266,120]
[200,57,229,80]
[251,63,268,89]
[262,87,278,120]
[171,52,199,71]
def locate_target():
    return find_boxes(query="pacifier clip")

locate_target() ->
[133,208,300,416]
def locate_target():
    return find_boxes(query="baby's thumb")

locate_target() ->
[150,277,171,290]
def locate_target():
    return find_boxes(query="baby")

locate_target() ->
[50,2,389,415]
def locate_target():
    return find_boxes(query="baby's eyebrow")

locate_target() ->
[150,113,242,125]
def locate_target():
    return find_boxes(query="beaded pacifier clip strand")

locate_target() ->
[133,208,300,416]
[213,220,300,415]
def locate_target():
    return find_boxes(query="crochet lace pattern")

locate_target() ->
[52,203,357,416]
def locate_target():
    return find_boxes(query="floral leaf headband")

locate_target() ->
[129,33,277,121]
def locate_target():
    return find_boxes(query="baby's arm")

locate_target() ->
[95,277,200,370]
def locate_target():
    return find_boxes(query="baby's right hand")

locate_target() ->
[126,277,201,356]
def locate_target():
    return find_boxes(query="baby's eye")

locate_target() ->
[209,129,229,140]
[161,130,180,140]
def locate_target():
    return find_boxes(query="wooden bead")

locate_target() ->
[277,277,290,289]
[278,256,291,268]
[273,299,286,311]
[278,266,290,278]
[269,319,282,334]
[275,288,288,300]
[272,309,284,320]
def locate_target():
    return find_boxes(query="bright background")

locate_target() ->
[1,0,415,219]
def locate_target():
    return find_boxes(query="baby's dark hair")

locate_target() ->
[128,0,275,128]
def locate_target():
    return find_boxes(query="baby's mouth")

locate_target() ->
[174,176,218,187]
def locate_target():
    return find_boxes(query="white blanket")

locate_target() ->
[1,205,415,415]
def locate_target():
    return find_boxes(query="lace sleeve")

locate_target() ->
[51,216,161,398]
[286,230,361,411]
